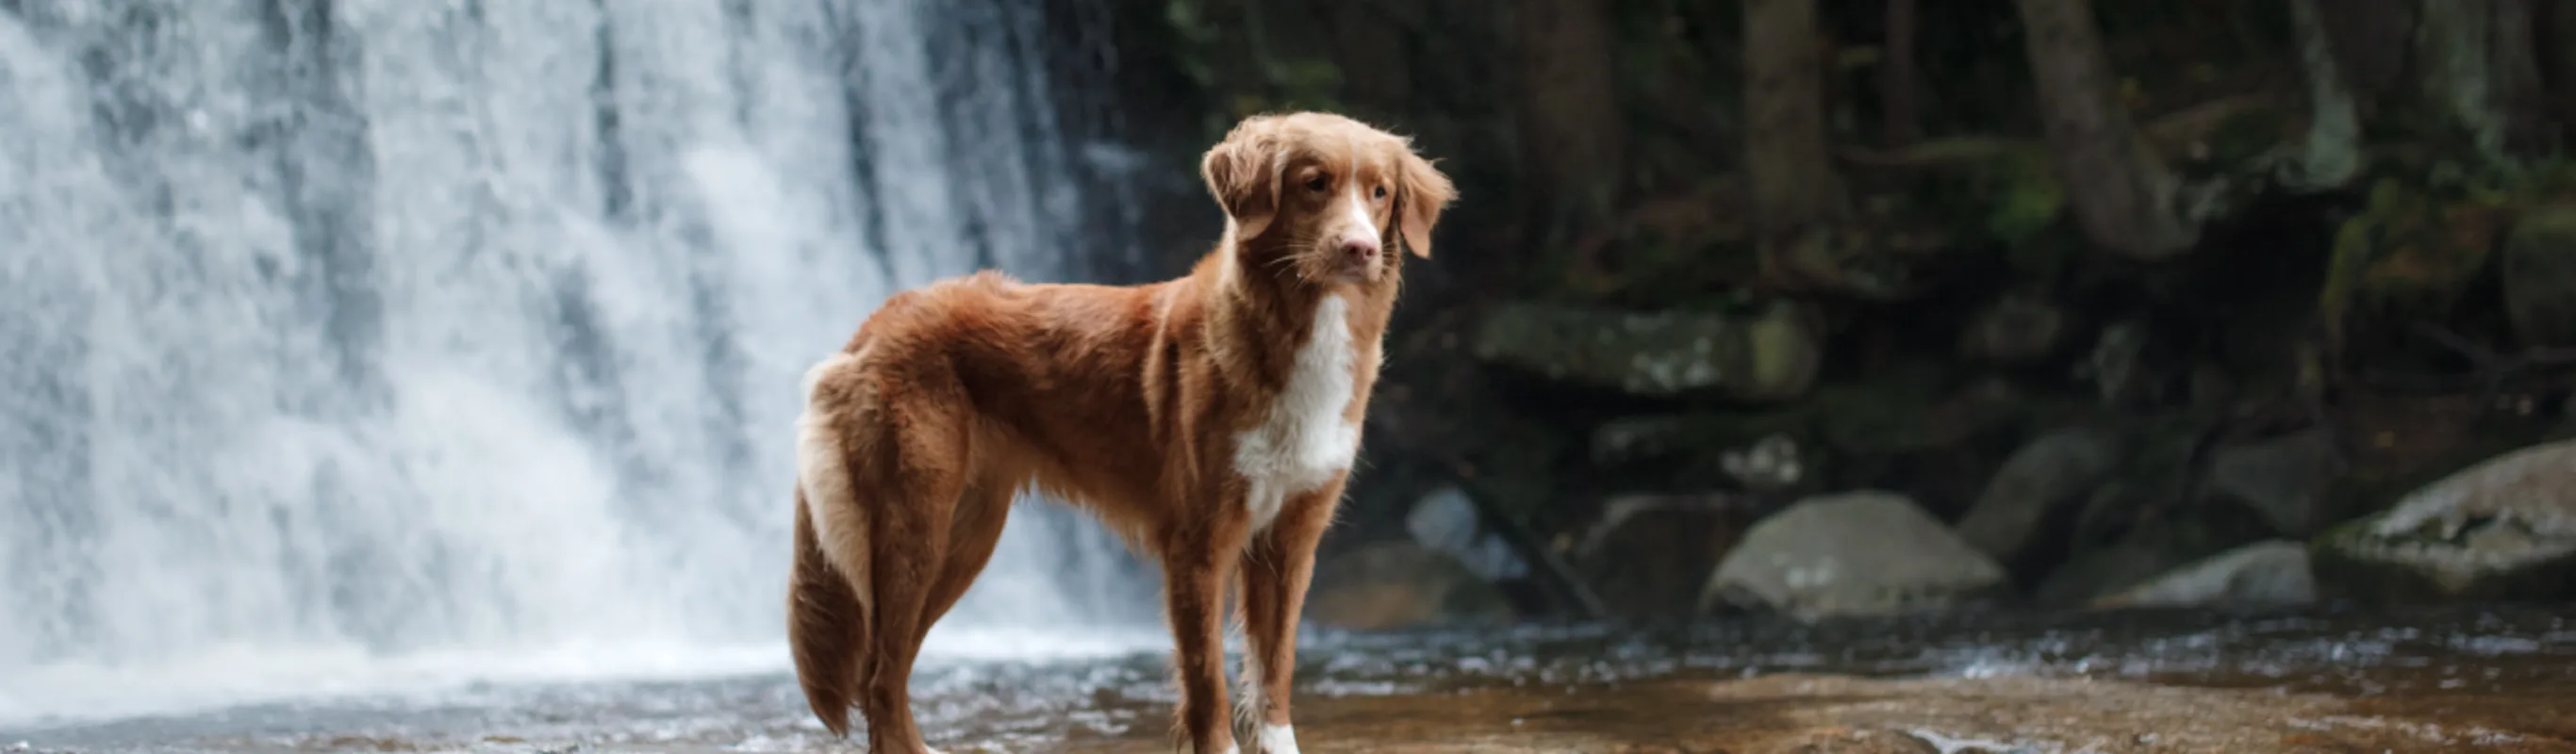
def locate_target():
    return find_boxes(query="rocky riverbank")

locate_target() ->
[1051,0,2576,632]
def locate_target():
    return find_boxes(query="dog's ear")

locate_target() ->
[1201,121,1282,240]
[1395,150,1455,259]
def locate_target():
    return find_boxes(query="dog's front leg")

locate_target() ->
[1235,482,1340,754]
[1164,504,1251,754]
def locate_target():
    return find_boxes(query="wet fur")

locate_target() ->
[784,111,1455,753]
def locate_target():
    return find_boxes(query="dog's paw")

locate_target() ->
[1253,724,1298,754]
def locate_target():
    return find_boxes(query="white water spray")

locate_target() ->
[0,0,1152,727]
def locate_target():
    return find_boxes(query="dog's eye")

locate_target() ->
[1305,174,1329,193]
[1374,185,1389,200]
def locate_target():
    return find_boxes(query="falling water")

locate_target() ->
[0,0,1155,726]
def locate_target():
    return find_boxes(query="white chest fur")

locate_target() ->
[1232,294,1362,533]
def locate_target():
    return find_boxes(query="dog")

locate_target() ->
[786,111,1456,753]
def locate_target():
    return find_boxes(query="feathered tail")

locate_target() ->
[786,353,872,737]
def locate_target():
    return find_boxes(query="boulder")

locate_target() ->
[2206,429,2344,536]
[1718,433,1806,494]
[1699,491,2008,619]
[1570,494,1751,621]
[1405,485,1528,582]
[1957,293,2071,365]
[2502,205,2576,348]
[1470,299,1820,401]
[2311,439,2576,602]
[1303,541,1516,631]
[1953,428,2123,567]
[2092,540,2316,609]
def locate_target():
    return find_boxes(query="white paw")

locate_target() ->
[1255,724,1298,754]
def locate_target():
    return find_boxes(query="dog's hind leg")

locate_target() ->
[914,474,1013,645]
[857,388,970,754]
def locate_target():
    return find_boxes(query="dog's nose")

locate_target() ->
[1341,238,1379,263]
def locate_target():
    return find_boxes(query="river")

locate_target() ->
[6,603,2572,752]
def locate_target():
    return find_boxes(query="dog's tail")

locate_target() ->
[787,353,873,737]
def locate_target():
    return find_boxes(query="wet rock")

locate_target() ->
[1760,728,1940,754]
[1570,494,1751,621]
[2502,205,2576,348]
[1406,485,1529,582]
[1719,433,1805,494]
[2312,439,2576,602]
[1954,427,2123,568]
[2207,429,2345,536]
[1700,491,2008,619]
[1470,299,1820,401]
[2038,491,2281,604]
[1591,415,1693,466]
[2075,320,2153,404]
[1303,541,1515,631]
[2092,540,2317,609]
[1958,293,2071,365]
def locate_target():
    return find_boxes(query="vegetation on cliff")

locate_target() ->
[1068,0,2576,625]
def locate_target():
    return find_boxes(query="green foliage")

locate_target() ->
[1981,147,2067,252]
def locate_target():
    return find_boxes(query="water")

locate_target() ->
[0,0,1154,728]
[3,605,2571,751]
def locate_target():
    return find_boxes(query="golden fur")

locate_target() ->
[785,111,1456,753]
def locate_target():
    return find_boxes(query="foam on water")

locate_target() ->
[0,0,1152,729]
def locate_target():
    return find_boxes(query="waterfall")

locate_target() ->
[0,0,1155,726]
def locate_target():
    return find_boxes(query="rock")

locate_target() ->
[2076,320,2152,404]
[2311,439,2576,602]
[1591,415,1693,466]
[1470,299,1821,401]
[1571,494,1751,621]
[2207,429,2345,536]
[1759,728,1940,754]
[1958,293,2070,364]
[2037,539,2207,604]
[1303,541,1515,631]
[1719,433,1805,493]
[2092,540,2317,609]
[1954,427,2123,568]
[1405,485,1528,582]
[2037,491,2285,604]
[2320,179,2502,342]
[2502,205,2576,348]
[1700,491,2008,619]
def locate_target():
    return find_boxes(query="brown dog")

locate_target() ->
[785,111,1455,753]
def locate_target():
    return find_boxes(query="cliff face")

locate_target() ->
[1042,0,2576,624]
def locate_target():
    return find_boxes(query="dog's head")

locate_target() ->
[1200,112,1457,287]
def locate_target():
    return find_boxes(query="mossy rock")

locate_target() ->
[2319,178,2505,346]
[2502,205,2576,348]
[2308,439,2576,604]
[1304,541,1517,631]
[1470,299,1820,401]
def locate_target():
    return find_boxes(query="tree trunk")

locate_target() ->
[2539,0,2576,146]
[1742,0,1842,235]
[2410,0,2551,160]
[1881,0,1921,147]
[2014,0,2196,260]
[2316,0,2415,105]
[2285,0,2361,190]
[1516,0,1625,229]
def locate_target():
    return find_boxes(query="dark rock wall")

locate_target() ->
[1043,0,2576,623]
